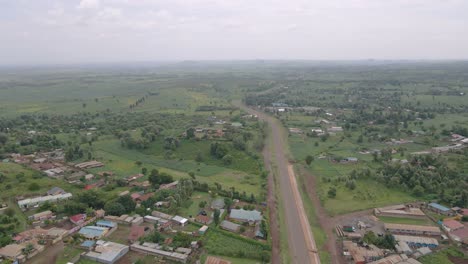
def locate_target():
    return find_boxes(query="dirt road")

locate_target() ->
[240,103,320,264]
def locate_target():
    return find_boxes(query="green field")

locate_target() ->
[420,247,468,264]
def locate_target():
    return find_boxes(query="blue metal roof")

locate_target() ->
[428,202,450,212]
[79,226,108,238]
[96,220,117,228]
[81,240,96,248]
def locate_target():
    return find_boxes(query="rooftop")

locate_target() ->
[96,220,117,228]
[0,244,25,258]
[220,220,240,232]
[428,202,451,212]
[443,219,464,230]
[85,240,129,263]
[385,223,440,233]
[229,209,262,222]
[79,226,108,238]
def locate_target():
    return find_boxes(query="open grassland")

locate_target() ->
[178,191,212,217]
[420,247,468,264]
[202,230,270,262]
[298,159,417,216]
[200,255,262,264]
[90,139,262,194]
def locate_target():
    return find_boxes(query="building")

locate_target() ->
[374,204,426,219]
[152,210,173,220]
[83,240,129,264]
[205,256,232,264]
[75,161,104,169]
[144,215,162,224]
[29,210,55,222]
[17,193,73,209]
[159,181,179,190]
[229,209,262,223]
[0,244,26,262]
[80,240,96,250]
[70,214,87,225]
[220,220,241,233]
[79,226,109,239]
[211,198,225,210]
[450,227,468,242]
[198,225,209,235]
[328,126,343,132]
[195,215,212,225]
[428,203,453,215]
[384,223,441,236]
[128,225,151,243]
[130,242,191,263]
[394,235,438,249]
[368,254,422,264]
[47,187,66,196]
[96,220,117,229]
[172,215,188,226]
[442,219,464,232]
[343,240,384,264]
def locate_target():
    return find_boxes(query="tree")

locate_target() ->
[198,201,207,208]
[222,154,233,165]
[21,243,34,257]
[148,169,160,187]
[213,209,220,225]
[412,185,424,196]
[305,155,314,165]
[224,197,233,213]
[104,202,126,216]
[327,187,337,198]
[135,161,142,166]
[116,195,136,213]
[0,133,7,145]
[186,128,195,139]
[188,171,195,179]
[141,167,147,175]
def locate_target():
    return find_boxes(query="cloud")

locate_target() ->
[77,0,100,10]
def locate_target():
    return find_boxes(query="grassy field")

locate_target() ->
[202,230,269,262]
[420,247,468,264]
[377,216,435,226]
[178,191,212,217]
[300,160,417,216]
[90,139,262,194]
[56,246,85,264]
[200,255,262,264]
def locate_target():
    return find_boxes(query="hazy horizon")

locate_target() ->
[2,0,468,65]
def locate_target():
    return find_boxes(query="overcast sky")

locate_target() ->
[1,0,468,64]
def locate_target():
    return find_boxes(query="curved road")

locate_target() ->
[240,104,321,264]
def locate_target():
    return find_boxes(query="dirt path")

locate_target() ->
[298,166,344,264]
[239,103,320,264]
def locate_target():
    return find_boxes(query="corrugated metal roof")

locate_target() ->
[229,209,262,221]
[428,203,450,212]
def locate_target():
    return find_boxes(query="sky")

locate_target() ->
[1,0,468,64]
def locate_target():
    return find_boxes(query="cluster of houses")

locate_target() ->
[342,202,468,264]
[8,150,105,181]
[17,187,72,210]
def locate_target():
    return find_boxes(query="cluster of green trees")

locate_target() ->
[363,231,396,250]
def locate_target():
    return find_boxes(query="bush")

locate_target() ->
[28,182,40,191]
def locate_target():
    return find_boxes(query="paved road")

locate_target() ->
[241,104,321,264]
